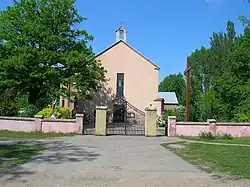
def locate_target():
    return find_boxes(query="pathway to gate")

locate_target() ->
[1,136,249,187]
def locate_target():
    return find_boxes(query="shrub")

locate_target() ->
[199,131,233,140]
[18,104,39,117]
[37,105,71,119]
[59,107,71,119]
[218,133,233,140]
[157,115,166,127]
[162,105,186,123]
[233,113,250,122]
[16,94,40,117]
[199,131,216,140]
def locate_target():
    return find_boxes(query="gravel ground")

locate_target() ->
[0,135,249,187]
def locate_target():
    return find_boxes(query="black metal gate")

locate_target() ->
[106,98,145,136]
[83,111,95,135]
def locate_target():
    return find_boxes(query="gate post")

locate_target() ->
[168,116,176,136]
[145,105,157,137]
[76,113,84,134]
[208,119,216,134]
[95,106,107,136]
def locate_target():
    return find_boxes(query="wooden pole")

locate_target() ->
[184,57,191,122]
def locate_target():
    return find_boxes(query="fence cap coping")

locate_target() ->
[76,113,84,117]
[207,119,216,123]
[34,115,43,119]
[96,106,108,110]
[168,116,176,119]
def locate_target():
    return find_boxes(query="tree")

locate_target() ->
[159,73,186,105]
[238,0,250,26]
[0,0,105,112]
[189,20,250,122]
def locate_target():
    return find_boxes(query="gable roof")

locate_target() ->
[95,40,160,70]
[158,92,178,105]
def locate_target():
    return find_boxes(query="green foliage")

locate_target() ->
[37,105,71,119]
[0,89,39,117]
[189,20,250,122]
[234,113,250,122]
[0,88,19,116]
[16,94,39,117]
[159,73,186,105]
[156,115,166,127]
[18,105,39,118]
[0,0,105,116]
[163,106,186,122]
[59,107,71,119]
[199,132,216,140]
[199,131,233,140]
[219,133,233,140]
[238,1,250,27]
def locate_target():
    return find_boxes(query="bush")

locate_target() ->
[162,105,186,122]
[157,115,166,127]
[233,113,250,122]
[18,104,39,117]
[15,94,40,117]
[37,105,71,119]
[199,131,233,140]
[218,133,233,140]
[199,131,216,140]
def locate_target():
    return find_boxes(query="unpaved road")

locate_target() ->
[0,135,249,187]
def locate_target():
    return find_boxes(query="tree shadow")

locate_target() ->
[83,82,116,116]
[0,140,101,182]
[82,83,116,134]
[33,141,100,164]
[82,82,147,135]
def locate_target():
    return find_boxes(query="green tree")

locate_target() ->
[238,0,250,27]
[0,0,105,112]
[0,88,20,116]
[159,73,186,105]
[189,21,239,121]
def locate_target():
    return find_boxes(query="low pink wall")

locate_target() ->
[217,123,250,137]
[176,122,209,136]
[42,119,80,134]
[0,116,83,134]
[0,117,39,132]
[168,117,250,137]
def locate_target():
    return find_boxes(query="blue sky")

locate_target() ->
[0,0,249,81]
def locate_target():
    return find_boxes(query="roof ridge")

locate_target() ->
[95,40,160,70]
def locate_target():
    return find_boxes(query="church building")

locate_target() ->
[60,26,164,123]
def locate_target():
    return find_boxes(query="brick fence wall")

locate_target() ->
[168,116,250,137]
[0,114,83,134]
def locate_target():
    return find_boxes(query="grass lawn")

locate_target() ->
[0,143,45,168]
[162,142,250,179]
[180,136,250,145]
[0,130,74,139]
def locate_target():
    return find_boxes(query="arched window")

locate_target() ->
[116,73,124,97]
[119,30,124,40]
